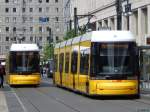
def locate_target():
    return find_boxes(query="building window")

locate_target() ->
[6,27,9,32]
[0,37,2,41]
[56,8,59,13]
[22,37,26,41]
[30,36,33,41]
[46,27,50,31]
[39,36,42,41]
[13,27,16,32]
[47,36,49,41]
[5,8,9,13]
[5,17,9,23]
[39,8,42,12]
[30,27,33,32]
[5,0,9,3]
[29,0,32,2]
[13,17,16,23]
[13,0,18,3]
[39,26,42,32]
[13,8,16,12]
[55,17,59,22]
[5,46,9,50]
[22,8,25,12]
[13,37,16,41]
[22,17,26,23]
[29,8,33,12]
[39,0,42,3]
[46,0,49,3]
[46,7,49,12]
[29,17,33,22]
[47,17,49,22]
[6,36,9,41]
[56,36,59,41]
[55,0,58,3]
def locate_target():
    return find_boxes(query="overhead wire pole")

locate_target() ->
[126,0,129,30]
[74,8,77,36]
[116,0,122,30]
[74,7,95,35]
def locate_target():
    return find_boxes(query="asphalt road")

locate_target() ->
[2,78,150,112]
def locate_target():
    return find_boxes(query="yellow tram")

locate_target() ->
[53,31,140,97]
[6,44,41,86]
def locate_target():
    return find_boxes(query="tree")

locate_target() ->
[43,43,54,61]
[64,29,76,40]
[63,27,86,40]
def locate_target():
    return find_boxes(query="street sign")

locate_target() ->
[39,17,49,23]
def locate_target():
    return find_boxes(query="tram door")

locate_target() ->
[140,50,150,90]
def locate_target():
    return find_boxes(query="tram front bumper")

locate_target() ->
[89,80,139,95]
[9,75,40,85]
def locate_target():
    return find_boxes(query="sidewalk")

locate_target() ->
[141,88,150,98]
[0,89,9,112]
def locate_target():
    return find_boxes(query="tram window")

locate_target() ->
[65,52,69,73]
[80,47,90,75]
[71,51,78,74]
[9,51,39,73]
[59,53,64,72]
[90,42,137,77]
[54,54,58,72]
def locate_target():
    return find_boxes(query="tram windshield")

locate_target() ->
[9,51,40,73]
[90,42,138,78]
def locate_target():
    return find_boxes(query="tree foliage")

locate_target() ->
[43,43,54,61]
[63,29,76,40]
[63,27,86,40]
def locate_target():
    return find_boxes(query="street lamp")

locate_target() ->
[123,0,132,30]
[116,0,132,30]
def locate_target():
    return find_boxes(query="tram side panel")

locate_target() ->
[54,49,60,85]
[78,41,91,93]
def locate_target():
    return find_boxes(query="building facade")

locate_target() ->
[70,0,150,46]
[0,0,64,56]
[70,0,150,90]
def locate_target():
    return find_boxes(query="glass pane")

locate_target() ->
[90,42,138,77]
[10,51,39,73]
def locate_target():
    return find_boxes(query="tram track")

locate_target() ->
[12,80,150,112]
[13,88,41,112]
[14,86,82,112]
[35,88,82,112]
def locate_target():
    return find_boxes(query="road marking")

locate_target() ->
[10,88,28,112]
[0,91,9,112]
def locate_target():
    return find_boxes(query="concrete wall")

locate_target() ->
[70,0,150,46]
[0,0,64,55]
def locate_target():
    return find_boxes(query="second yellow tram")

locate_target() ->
[53,31,140,97]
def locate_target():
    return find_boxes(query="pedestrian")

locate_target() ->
[0,63,5,88]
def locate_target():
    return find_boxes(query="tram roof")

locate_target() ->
[10,44,39,51]
[90,31,135,42]
[55,31,135,48]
